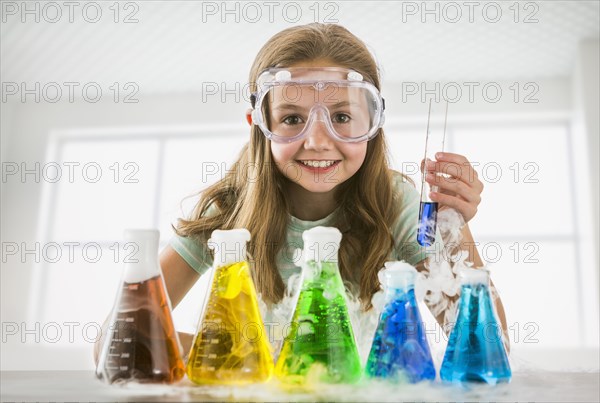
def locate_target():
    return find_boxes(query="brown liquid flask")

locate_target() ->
[96,229,185,384]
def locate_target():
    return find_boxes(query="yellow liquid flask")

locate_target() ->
[275,226,362,386]
[186,229,274,384]
[96,229,185,384]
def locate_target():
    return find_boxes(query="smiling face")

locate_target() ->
[268,62,369,194]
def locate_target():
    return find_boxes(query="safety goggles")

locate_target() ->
[250,67,385,143]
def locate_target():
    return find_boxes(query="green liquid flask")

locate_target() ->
[186,229,274,384]
[96,229,185,385]
[275,226,362,385]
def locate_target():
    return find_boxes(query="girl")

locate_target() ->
[156,23,507,354]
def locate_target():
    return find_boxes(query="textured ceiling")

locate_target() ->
[1,1,599,94]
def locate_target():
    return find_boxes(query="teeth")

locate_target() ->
[299,160,337,168]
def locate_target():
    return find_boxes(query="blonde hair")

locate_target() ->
[177,23,405,309]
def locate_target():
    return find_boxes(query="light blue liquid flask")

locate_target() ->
[440,268,511,385]
[365,261,436,382]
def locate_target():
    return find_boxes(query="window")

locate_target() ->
[31,126,247,342]
[33,119,597,354]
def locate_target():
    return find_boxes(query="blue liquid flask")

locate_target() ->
[417,99,447,247]
[440,268,511,385]
[365,262,436,382]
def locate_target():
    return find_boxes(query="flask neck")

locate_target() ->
[459,268,490,285]
[301,226,341,264]
[380,261,418,298]
[212,244,247,268]
[460,281,491,298]
[302,259,341,283]
[457,268,491,307]
[456,281,494,320]
[208,229,250,268]
[384,284,414,302]
[122,234,161,283]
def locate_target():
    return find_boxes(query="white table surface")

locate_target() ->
[1,370,599,402]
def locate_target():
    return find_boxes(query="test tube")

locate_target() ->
[417,99,448,247]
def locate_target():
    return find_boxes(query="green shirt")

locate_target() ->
[170,174,432,281]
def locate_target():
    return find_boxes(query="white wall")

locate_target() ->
[573,39,600,286]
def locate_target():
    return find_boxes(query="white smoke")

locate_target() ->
[420,208,466,329]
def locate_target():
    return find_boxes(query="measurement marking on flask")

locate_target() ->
[186,254,274,384]
[96,232,185,385]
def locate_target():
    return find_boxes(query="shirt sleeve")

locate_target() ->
[390,173,443,266]
[170,234,213,276]
[169,204,217,276]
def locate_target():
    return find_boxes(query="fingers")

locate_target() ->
[430,191,478,223]
[424,153,481,189]
[421,152,483,223]
[425,172,481,204]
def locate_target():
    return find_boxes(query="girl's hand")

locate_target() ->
[422,152,483,223]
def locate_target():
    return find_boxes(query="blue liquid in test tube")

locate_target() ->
[417,201,438,247]
[417,100,447,247]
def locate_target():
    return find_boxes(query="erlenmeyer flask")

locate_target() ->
[365,261,436,382]
[96,229,185,384]
[186,229,273,384]
[275,226,362,385]
[440,268,511,385]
